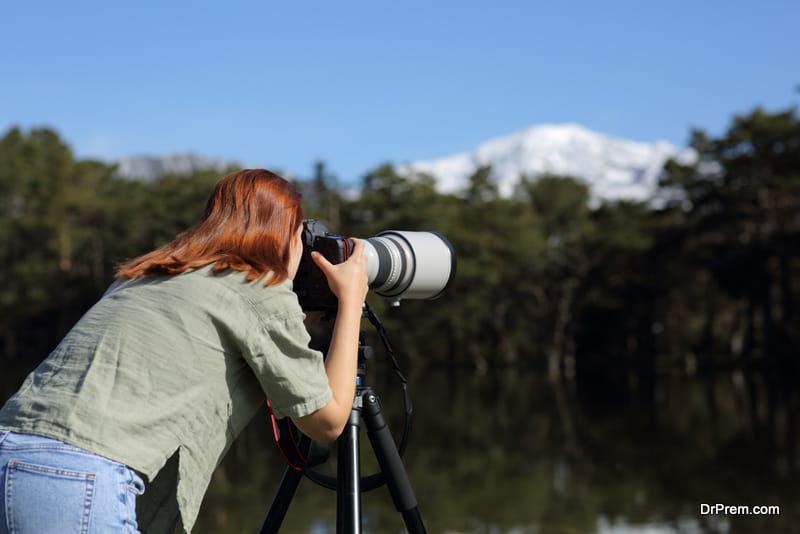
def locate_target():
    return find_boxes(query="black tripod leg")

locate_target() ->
[260,466,304,534]
[337,401,363,534]
[362,390,427,534]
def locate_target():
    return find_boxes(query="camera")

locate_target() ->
[293,220,456,311]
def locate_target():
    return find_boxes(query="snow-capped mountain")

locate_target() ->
[112,124,697,202]
[115,152,240,181]
[400,123,697,201]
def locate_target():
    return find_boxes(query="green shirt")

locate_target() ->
[0,266,332,532]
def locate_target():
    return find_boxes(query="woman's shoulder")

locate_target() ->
[108,265,302,321]
[198,268,302,320]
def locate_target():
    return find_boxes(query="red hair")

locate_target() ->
[115,169,304,286]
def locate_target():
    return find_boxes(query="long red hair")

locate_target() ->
[115,169,304,286]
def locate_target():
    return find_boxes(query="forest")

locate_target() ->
[1,106,799,532]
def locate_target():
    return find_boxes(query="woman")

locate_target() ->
[0,169,368,533]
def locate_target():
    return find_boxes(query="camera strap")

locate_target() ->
[364,304,414,454]
[267,400,330,470]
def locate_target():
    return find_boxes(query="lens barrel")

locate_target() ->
[363,231,456,304]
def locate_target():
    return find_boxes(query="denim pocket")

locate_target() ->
[5,460,96,534]
[119,465,145,533]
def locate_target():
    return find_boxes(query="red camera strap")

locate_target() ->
[267,399,308,471]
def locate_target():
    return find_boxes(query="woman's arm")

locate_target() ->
[291,239,368,442]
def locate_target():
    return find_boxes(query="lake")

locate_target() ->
[192,363,798,533]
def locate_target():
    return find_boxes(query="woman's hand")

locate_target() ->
[310,238,369,308]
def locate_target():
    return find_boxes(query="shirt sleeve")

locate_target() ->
[244,310,333,419]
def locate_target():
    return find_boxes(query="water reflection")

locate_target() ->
[194,367,799,533]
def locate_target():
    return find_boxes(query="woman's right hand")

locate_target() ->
[310,238,369,307]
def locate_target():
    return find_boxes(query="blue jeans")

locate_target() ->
[0,430,144,533]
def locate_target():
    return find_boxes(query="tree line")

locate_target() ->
[1,107,799,447]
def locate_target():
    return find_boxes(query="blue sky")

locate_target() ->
[1,1,798,183]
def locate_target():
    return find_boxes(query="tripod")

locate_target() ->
[260,335,427,533]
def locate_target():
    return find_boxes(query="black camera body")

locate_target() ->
[293,220,354,312]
